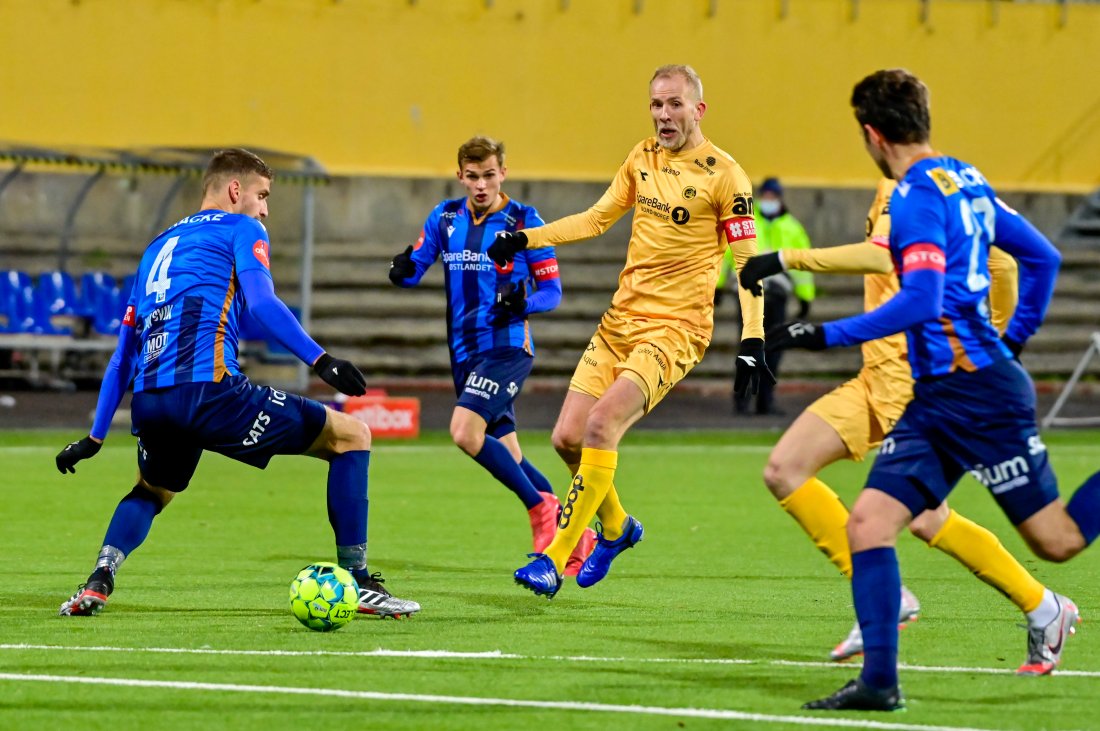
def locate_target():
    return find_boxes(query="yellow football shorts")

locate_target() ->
[568,310,706,413]
[806,360,914,461]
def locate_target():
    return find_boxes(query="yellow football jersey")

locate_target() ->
[783,178,1018,367]
[524,136,762,343]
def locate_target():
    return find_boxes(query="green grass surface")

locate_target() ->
[2,429,1099,730]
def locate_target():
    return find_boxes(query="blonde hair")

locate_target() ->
[651,64,703,101]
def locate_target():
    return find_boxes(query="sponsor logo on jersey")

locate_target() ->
[637,345,668,371]
[175,212,226,226]
[682,186,697,200]
[441,249,499,272]
[532,258,560,280]
[122,305,136,327]
[252,240,270,269]
[636,193,672,221]
[144,304,174,329]
[639,170,649,182]
[143,331,169,363]
[694,158,716,176]
[732,195,754,216]
[507,381,518,397]
[901,243,946,273]
[671,206,690,225]
[722,216,756,243]
[242,410,272,446]
[414,231,426,250]
[662,166,680,176]
[928,168,961,196]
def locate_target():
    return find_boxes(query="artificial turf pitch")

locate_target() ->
[2,429,1098,730]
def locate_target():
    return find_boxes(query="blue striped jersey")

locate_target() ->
[404,195,558,363]
[125,210,272,393]
[888,156,1014,379]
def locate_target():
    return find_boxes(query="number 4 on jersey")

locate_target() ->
[146,236,179,303]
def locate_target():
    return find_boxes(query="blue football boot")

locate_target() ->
[576,516,644,588]
[514,553,562,598]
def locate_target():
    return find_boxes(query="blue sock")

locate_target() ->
[520,457,556,496]
[102,486,163,559]
[474,436,542,509]
[328,451,369,561]
[852,547,901,690]
[1067,470,1100,546]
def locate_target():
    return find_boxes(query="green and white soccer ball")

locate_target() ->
[289,562,359,632]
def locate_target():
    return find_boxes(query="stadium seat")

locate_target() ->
[34,271,79,335]
[92,285,123,335]
[1,271,42,333]
[78,272,116,319]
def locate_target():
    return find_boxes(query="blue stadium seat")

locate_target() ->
[92,286,123,335]
[79,272,116,319]
[1,271,40,333]
[33,271,78,335]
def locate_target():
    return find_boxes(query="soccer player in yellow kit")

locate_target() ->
[489,64,771,597]
[740,179,1071,673]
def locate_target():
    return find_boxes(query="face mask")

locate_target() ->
[759,199,782,217]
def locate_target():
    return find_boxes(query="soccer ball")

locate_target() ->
[289,562,359,632]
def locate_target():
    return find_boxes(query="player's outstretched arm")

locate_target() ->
[312,352,367,397]
[388,245,417,286]
[989,202,1061,354]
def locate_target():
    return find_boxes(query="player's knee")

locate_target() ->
[762,457,799,500]
[330,411,371,453]
[134,479,175,511]
[907,508,946,543]
[1029,536,1083,563]
[450,423,483,457]
[551,426,581,462]
[581,410,620,450]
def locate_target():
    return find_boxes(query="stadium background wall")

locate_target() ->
[3,0,1098,191]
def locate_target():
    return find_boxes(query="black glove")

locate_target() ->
[313,352,367,396]
[56,436,102,474]
[797,298,812,319]
[738,252,783,297]
[494,280,527,317]
[487,231,528,266]
[388,245,415,285]
[1002,334,1024,360]
[733,338,777,397]
[767,320,827,351]
[713,288,725,307]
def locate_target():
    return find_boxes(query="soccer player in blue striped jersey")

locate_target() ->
[770,70,1100,711]
[56,149,420,619]
[388,137,595,570]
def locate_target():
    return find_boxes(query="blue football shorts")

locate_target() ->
[866,358,1059,525]
[452,346,534,438]
[130,375,328,492]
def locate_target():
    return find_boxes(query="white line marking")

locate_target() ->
[0,672,1014,731]
[2,643,1098,678]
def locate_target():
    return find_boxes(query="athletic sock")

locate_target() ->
[596,485,629,540]
[778,477,853,577]
[566,460,628,540]
[1067,470,1100,546]
[101,485,164,567]
[1026,589,1061,628]
[927,509,1045,613]
[544,448,617,572]
[474,436,543,509]
[520,457,556,496]
[852,547,901,691]
[329,450,369,573]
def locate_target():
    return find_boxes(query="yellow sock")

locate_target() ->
[928,509,1045,613]
[596,486,629,540]
[568,461,628,540]
[545,448,617,572]
[778,477,853,577]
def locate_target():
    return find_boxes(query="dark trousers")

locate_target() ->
[735,289,787,414]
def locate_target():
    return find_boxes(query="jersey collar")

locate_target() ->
[467,193,510,226]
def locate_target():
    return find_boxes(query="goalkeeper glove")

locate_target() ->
[733,338,776,397]
[488,231,528,266]
[767,320,827,351]
[738,252,783,297]
[56,436,102,474]
[313,353,367,396]
[388,245,415,285]
[797,298,812,319]
[494,280,527,317]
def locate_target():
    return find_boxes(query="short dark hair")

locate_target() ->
[202,148,273,194]
[850,69,931,144]
[457,136,505,169]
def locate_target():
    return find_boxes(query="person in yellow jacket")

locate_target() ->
[739,179,1068,674]
[720,177,814,415]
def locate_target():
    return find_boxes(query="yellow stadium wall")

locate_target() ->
[3,0,1098,190]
